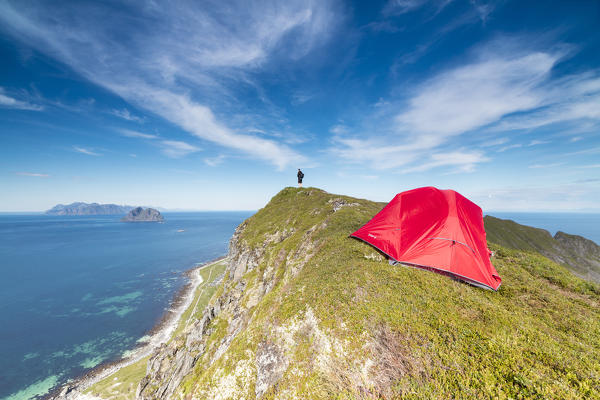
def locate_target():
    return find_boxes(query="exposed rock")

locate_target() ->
[120,207,164,222]
[137,221,265,399]
[255,341,288,398]
[328,198,359,212]
[554,231,600,282]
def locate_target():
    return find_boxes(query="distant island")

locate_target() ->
[46,202,133,216]
[120,207,164,222]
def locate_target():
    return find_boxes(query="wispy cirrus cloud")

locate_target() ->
[333,37,600,172]
[160,140,200,158]
[497,144,522,153]
[332,39,561,171]
[111,108,143,123]
[489,74,600,133]
[15,172,49,177]
[528,139,550,146]
[0,1,334,169]
[204,154,226,167]
[119,129,158,140]
[73,146,101,156]
[528,162,564,169]
[403,150,488,173]
[474,181,600,212]
[0,88,43,111]
[383,0,453,17]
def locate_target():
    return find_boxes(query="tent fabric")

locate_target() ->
[351,186,502,290]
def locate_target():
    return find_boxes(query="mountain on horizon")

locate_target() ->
[45,202,134,216]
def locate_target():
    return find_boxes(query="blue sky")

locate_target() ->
[0,0,599,211]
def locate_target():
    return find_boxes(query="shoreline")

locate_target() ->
[49,256,227,400]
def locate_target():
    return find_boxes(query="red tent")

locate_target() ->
[351,187,502,290]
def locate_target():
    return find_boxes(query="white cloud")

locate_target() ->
[111,109,143,122]
[497,144,522,153]
[403,150,488,173]
[329,125,350,135]
[470,0,494,23]
[119,129,158,140]
[291,92,314,105]
[383,0,427,15]
[396,51,557,141]
[479,137,508,147]
[160,140,201,158]
[0,89,43,111]
[575,164,600,169]
[489,74,600,132]
[474,182,600,212]
[383,0,452,16]
[332,40,564,172]
[528,162,564,169]
[332,38,600,173]
[528,139,550,146]
[204,154,226,167]
[566,146,600,156]
[115,86,305,168]
[73,146,101,156]
[15,172,49,177]
[0,1,332,169]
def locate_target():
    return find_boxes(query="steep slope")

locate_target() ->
[138,188,600,399]
[484,215,600,283]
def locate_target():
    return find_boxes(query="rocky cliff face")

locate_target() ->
[121,207,164,222]
[134,188,600,399]
[554,231,600,282]
[137,223,260,398]
[136,189,377,399]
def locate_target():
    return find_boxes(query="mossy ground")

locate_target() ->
[84,260,227,399]
[83,357,149,400]
[182,187,600,399]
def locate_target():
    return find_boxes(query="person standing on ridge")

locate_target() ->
[297,169,304,187]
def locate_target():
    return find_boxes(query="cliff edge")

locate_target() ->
[134,187,600,399]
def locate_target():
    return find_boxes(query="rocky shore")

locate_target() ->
[50,257,226,400]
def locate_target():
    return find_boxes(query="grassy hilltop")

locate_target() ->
[95,187,600,399]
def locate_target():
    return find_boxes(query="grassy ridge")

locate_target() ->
[484,215,600,283]
[179,188,600,399]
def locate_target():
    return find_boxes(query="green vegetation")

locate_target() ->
[485,215,600,283]
[83,357,148,400]
[180,187,600,399]
[484,215,558,254]
[85,260,227,399]
[171,260,227,340]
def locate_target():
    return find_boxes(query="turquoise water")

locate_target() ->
[0,212,251,400]
[487,212,600,244]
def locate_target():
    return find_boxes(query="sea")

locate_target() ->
[0,212,251,400]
